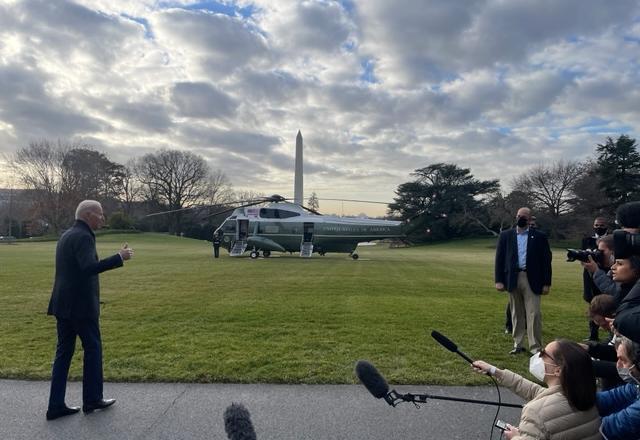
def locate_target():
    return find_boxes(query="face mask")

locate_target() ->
[594,227,607,236]
[617,366,640,385]
[517,217,529,228]
[529,353,547,381]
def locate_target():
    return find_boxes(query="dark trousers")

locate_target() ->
[48,318,103,409]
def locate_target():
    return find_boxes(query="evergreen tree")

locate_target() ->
[388,163,499,240]
[596,135,640,205]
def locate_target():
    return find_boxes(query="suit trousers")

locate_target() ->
[48,317,103,409]
[509,272,542,351]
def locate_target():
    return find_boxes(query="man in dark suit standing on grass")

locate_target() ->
[46,200,134,421]
[495,207,552,355]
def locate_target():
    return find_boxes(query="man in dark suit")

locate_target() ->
[495,207,552,355]
[46,200,134,421]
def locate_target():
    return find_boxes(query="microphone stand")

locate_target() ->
[387,390,522,409]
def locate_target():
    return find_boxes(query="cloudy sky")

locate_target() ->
[1,0,639,215]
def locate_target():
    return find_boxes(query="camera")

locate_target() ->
[566,248,602,264]
[613,229,640,259]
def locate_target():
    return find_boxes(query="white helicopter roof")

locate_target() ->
[230,202,401,226]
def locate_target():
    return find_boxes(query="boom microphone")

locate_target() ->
[223,403,257,440]
[355,360,390,399]
[431,330,474,364]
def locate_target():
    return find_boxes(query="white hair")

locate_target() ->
[75,200,102,220]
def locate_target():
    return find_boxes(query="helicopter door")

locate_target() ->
[230,219,249,256]
[300,222,314,258]
[237,219,249,240]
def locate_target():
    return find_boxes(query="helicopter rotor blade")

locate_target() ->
[317,198,390,205]
[146,205,210,217]
[300,205,323,215]
[203,199,267,219]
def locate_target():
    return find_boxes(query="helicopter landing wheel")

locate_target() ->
[263,250,271,258]
[351,253,359,260]
[250,250,259,259]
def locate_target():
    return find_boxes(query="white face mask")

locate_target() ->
[529,352,558,382]
[529,353,547,381]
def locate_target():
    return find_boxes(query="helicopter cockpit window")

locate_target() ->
[259,208,300,219]
[221,220,236,233]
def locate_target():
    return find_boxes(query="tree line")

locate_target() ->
[3,140,237,238]
[388,134,639,241]
[1,135,639,242]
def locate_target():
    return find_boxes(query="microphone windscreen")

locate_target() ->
[355,360,390,399]
[224,403,257,440]
[431,330,458,352]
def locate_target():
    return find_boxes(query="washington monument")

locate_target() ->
[294,130,303,205]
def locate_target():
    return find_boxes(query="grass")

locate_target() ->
[0,234,589,385]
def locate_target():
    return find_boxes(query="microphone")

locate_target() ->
[431,330,474,364]
[355,360,399,406]
[355,360,390,398]
[223,403,257,440]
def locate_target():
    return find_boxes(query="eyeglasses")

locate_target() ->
[539,347,558,364]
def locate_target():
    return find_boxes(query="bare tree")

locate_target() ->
[118,161,144,217]
[136,149,210,234]
[307,192,319,210]
[204,169,234,206]
[512,161,582,218]
[9,140,72,233]
[233,190,265,202]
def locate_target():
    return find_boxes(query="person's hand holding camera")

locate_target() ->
[581,255,598,274]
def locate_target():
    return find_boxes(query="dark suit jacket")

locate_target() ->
[582,235,602,302]
[495,227,552,295]
[48,220,123,319]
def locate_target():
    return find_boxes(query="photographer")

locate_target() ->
[581,217,609,341]
[581,235,616,296]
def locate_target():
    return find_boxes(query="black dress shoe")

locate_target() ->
[509,347,526,355]
[46,405,81,420]
[83,398,116,413]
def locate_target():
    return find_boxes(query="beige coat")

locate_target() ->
[499,369,602,440]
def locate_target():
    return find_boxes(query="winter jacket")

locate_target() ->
[499,369,602,439]
[597,383,640,440]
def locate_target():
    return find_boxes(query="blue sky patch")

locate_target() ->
[122,14,153,39]
[159,1,255,18]
[360,58,377,83]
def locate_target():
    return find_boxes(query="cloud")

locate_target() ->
[149,8,270,78]
[0,0,639,215]
[357,0,639,86]
[171,82,238,119]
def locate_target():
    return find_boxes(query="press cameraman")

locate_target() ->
[581,235,616,298]
[579,218,610,341]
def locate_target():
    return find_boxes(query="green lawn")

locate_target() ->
[0,234,588,385]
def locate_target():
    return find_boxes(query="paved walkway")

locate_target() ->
[0,379,523,440]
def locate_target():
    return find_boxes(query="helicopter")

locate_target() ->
[210,194,405,259]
